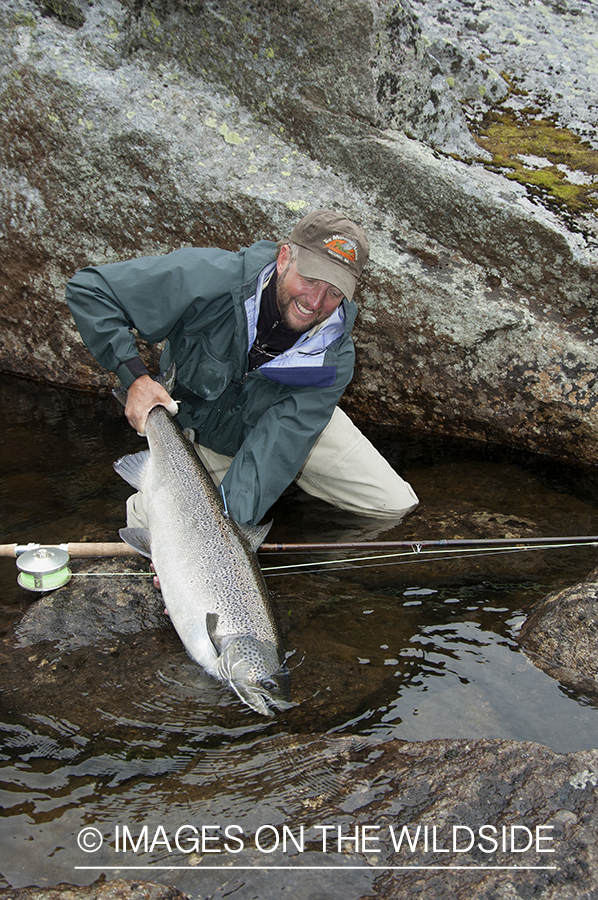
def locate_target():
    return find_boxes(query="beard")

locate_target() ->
[275,263,335,334]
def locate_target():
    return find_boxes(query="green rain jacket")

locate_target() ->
[66,240,358,525]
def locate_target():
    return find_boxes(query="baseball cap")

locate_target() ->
[289,209,370,301]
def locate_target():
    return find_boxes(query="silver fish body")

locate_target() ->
[113,404,291,716]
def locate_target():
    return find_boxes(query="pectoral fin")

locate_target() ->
[119,527,152,558]
[206,612,222,655]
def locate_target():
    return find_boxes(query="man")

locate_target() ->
[66,209,418,526]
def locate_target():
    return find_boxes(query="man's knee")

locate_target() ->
[126,491,149,529]
[298,408,419,520]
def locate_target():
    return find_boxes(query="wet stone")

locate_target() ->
[518,564,598,700]
[4,735,597,899]
[15,558,166,651]
[0,881,188,900]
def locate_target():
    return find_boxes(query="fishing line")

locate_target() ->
[68,572,154,577]
[260,540,596,576]
[262,550,527,577]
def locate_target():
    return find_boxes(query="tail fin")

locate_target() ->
[112,361,177,408]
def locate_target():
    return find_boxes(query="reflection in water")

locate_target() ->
[2,373,598,895]
[377,616,598,747]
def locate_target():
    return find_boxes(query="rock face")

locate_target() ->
[0,0,597,461]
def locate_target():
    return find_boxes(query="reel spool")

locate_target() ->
[16,546,71,592]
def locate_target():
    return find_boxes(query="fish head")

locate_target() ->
[216,634,294,717]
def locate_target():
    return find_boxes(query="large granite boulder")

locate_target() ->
[0,0,597,461]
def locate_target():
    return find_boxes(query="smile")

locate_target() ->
[294,300,315,317]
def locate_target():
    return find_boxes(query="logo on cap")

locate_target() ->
[324,235,358,265]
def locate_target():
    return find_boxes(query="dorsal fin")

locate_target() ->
[238,520,273,552]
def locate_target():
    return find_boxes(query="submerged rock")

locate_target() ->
[3,527,598,897]
[0,495,551,736]
[2,555,397,732]
[15,557,165,651]
[518,564,598,700]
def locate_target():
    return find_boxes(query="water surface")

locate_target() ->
[1,373,598,896]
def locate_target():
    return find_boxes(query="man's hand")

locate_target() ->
[125,374,179,435]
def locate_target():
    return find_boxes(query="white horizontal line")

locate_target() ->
[75,865,558,871]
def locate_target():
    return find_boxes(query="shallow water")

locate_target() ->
[1,373,598,896]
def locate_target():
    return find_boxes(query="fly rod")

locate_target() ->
[1,535,598,558]
[262,535,598,552]
[0,542,142,558]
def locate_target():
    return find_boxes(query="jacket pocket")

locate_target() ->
[175,332,235,401]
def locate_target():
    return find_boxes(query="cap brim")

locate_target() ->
[295,246,357,301]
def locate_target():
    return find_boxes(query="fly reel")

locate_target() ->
[16,546,71,592]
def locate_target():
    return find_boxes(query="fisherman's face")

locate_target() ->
[275,244,344,333]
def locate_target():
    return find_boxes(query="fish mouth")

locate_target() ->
[215,636,296,717]
[232,671,296,717]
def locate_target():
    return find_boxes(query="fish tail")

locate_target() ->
[112,361,177,408]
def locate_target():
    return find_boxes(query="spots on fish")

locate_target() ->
[123,402,286,716]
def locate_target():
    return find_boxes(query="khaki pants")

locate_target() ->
[127,406,419,527]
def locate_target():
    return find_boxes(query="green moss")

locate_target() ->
[12,11,38,28]
[39,0,85,29]
[473,110,598,215]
